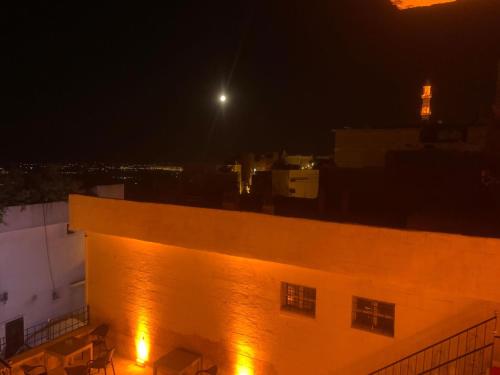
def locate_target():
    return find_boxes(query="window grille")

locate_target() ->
[352,296,395,337]
[281,282,316,317]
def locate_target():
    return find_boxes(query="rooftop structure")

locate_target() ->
[69,194,500,374]
[0,202,85,352]
[333,127,421,168]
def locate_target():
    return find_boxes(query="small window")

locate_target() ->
[352,296,395,337]
[281,282,316,317]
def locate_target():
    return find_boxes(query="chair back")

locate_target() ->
[90,324,109,339]
[88,347,115,370]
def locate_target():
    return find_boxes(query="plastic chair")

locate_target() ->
[195,365,218,375]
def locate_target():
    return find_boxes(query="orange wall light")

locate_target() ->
[236,362,254,375]
[136,334,149,367]
[235,343,255,375]
[135,308,150,367]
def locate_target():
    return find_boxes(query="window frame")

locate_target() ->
[351,296,395,337]
[280,282,316,318]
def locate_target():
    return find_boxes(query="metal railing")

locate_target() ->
[0,305,89,359]
[369,315,497,375]
[420,343,493,375]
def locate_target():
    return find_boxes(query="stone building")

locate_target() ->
[70,194,500,374]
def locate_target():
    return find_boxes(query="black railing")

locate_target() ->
[0,305,89,359]
[420,343,493,375]
[369,315,497,375]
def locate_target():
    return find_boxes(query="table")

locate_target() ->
[44,336,93,368]
[153,348,202,375]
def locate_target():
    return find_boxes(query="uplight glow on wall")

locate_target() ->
[136,335,148,367]
[235,344,254,375]
[391,0,456,9]
[236,362,254,375]
[230,296,260,375]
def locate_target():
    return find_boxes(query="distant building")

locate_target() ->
[257,153,320,199]
[90,184,125,200]
[332,125,488,168]
[272,169,319,199]
[227,164,243,194]
[250,153,315,174]
[69,195,500,375]
[0,202,85,348]
[254,152,279,172]
[333,128,421,168]
[283,155,315,169]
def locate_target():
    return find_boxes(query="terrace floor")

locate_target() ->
[111,356,151,374]
[46,356,151,374]
[4,324,155,375]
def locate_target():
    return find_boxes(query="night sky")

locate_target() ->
[2,0,499,162]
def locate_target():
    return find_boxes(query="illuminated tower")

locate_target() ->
[420,81,432,121]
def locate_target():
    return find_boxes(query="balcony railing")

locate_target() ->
[0,305,89,360]
[419,343,493,375]
[369,315,497,375]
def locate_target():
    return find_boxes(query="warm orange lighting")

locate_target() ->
[236,353,254,375]
[391,0,456,9]
[233,341,255,375]
[136,335,148,366]
[421,83,432,121]
[135,317,150,367]
[422,85,431,98]
[236,364,254,375]
[134,306,150,367]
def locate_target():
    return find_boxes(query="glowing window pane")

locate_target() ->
[281,282,316,317]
